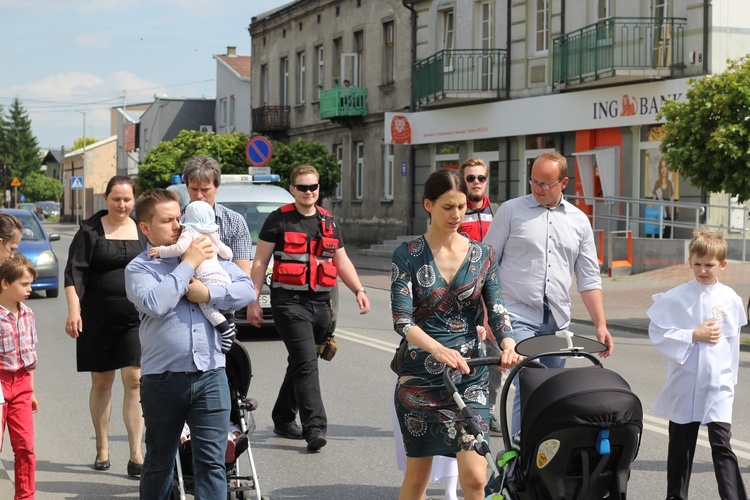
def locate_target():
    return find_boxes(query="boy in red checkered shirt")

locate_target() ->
[0,254,39,500]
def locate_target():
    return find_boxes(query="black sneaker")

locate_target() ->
[306,430,327,452]
[273,422,304,440]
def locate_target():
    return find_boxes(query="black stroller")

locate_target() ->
[172,340,265,500]
[444,331,643,500]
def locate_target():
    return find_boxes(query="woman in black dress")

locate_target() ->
[64,176,147,476]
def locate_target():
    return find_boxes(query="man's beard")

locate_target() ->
[468,193,484,204]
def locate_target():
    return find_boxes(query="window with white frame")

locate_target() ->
[280,57,289,106]
[297,51,306,104]
[480,1,493,90]
[355,142,364,200]
[335,144,343,199]
[314,45,324,100]
[354,31,364,86]
[220,98,228,125]
[535,0,549,54]
[441,9,455,71]
[383,21,395,84]
[383,144,394,200]
[260,64,269,104]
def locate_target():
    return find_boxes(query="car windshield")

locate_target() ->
[221,202,286,244]
[15,213,44,241]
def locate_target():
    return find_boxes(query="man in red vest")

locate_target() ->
[459,158,503,435]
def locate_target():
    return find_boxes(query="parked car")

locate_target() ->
[17,202,39,216]
[167,174,338,333]
[0,209,60,298]
[36,201,60,220]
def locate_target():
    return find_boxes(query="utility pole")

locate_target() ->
[75,111,86,224]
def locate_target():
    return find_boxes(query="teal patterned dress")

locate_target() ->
[391,236,512,457]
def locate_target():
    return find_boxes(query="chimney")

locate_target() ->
[227,46,237,57]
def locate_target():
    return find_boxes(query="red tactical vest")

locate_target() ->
[459,196,494,241]
[271,204,340,292]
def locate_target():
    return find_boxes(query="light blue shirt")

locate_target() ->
[125,249,255,376]
[483,194,601,327]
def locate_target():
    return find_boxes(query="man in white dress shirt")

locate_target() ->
[483,151,614,435]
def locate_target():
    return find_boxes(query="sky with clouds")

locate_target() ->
[0,0,291,151]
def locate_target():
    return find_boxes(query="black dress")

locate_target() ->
[76,238,143,372]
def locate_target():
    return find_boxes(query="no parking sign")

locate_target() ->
[245,136,273,166]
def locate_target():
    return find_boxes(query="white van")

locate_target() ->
[168,174,338,333]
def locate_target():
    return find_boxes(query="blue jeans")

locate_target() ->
[140,369,230,500]
[510,316,565,436]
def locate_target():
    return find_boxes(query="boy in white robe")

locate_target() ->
[647,227,747,500]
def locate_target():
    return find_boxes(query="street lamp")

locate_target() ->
[74,111,86,226]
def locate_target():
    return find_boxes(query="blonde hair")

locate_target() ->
[290,164,319,185]
[460,158,488,176]
[689,227,727,262]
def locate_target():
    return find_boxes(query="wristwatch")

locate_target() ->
[354,287,366,295]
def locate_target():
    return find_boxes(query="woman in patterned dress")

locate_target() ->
[391,169,521,500]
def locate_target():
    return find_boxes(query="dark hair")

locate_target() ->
[423,169,467,203]
[0,213,22,243]
[0,253,37,285]
[105,175,136,197]
[183,155,222,188]
[135,189,179,223]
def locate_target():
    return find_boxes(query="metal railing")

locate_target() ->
[319,87,368,119]
[552,17,686,88]
[569,195,750,261]
[251,105,290,132]
[413,48,508,107]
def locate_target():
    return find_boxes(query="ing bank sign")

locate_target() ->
[592,92,684,120]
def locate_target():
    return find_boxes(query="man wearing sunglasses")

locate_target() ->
[483,152,614,437]
[456,158,504,437]
[248,164,370,452]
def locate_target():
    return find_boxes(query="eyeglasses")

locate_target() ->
[294,183,319,193]
[528,178,563,190]
[465,175,487,183]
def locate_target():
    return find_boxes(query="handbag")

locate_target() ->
[316,336,338,361]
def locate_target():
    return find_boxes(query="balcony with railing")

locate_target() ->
[552,17,686,91]
[319,87,367,126]
[413,48,508,108]
[251,105,290,135]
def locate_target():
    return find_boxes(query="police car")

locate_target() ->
[168,173,338,333]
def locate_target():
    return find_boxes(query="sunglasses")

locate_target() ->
[465,175,487,183]
[294,183,319,193]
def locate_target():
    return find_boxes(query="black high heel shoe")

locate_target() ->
[94,457,110,471]
[127,460,143,477]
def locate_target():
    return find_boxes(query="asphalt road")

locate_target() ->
[1,234,748,499]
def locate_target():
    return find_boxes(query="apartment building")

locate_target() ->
[388,0,750,236]
[249,0,413,244]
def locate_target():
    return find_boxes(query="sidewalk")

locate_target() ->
[348,249,750,348]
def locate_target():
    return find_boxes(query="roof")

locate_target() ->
[41,149,63,164]
[215,54,251,79]
[64,135,117,158]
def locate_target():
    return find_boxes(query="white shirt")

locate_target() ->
[483,194,601,327]
[648,279,746,424]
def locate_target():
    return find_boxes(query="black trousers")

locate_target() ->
[666,420,747,500]
[271,294,331,439]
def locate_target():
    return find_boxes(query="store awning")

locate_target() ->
[573,147,618,200]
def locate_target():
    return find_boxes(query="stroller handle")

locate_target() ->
[443,356,546,394]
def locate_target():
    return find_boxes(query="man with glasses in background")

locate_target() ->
[458,158,504,436]
[248,164,370,452]
[483,151,614,437]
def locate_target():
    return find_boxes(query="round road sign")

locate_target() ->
[245,136,273,166]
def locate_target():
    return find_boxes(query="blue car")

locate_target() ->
[1,209,60,298]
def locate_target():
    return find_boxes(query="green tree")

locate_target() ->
[658,55,750,201]
[72,137,99,151]
[268,139,340,199]
[2,98,40,180]
[21,172,63,202]
[137,130,250,190]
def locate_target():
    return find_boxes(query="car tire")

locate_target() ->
[46,289,59,298]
